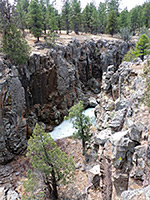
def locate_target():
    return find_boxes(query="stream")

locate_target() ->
[50,108,96,140]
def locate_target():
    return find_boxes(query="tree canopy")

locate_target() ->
[1,0,150,62]
[65,101,92,155]
[2,24,30,65]
[26,123,75,199]
[0,0,150,40]
[133,34,150,61]
[27,0,43,41]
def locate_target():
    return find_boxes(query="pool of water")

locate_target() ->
[50,108,95,140]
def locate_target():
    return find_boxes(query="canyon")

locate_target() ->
[1,38,149,200]
[0,38,133,164]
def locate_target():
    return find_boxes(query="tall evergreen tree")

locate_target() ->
[107,0,120,15]
[118,8,129,29]
[46,5,58,32]
[133,34,150,61]
[90,6,98,34]
[57,13,63,33]
[62,0,71,34]
[2,23,30,65]
[71,0,81,34]
[16,0,29,36]
[65,101,92,155]
[82,2,95,34]
[98,2,107,33]
[40,0,47,34]
[130,6,142,35]
[142,2,150,28]
[106,10,118,36]
[82,4,91,33]
[25,123,75,199]
[27,0,43,42]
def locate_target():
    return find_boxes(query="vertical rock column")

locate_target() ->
[0,77,13,164]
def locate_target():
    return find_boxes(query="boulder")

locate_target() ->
[110,109,126,132]
[89,97,98,107]
[121,185,150,200]
[113,173,129,196]
[130,145,147,180]
[7,189,20,200]
[128,124,142,143]
[111,131,135,170]
[88,78,101,94]
[0,187,5,200]
[94,128,111,146]
[88,165,101,188]
[115,98,129,111]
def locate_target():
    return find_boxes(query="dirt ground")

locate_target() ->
[0,30,138,57]
[24,30,138,54]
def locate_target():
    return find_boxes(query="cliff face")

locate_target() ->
[0,39,133,164]
[87,57,150,200]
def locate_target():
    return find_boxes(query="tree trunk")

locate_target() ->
[82,138,86,155]
[44,176,52,198]
[44,24,47,35]
[51,169,58,199]
[22,27,25,37]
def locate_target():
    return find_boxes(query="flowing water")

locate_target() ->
[50,108,95,140]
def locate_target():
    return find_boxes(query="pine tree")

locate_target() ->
[62,0,71,34]
[57,14,63,33]
[65,101,92,155]
[16,0,29,36]
[82,4,91,33]
[90,6,98,34]
[106,10,118,36]
[118,8,130,29]
[2,24,30,65]
[25,123,75,199]
[107,0,120,15]
[46,5,58,33]
[40,0,48,35]
[142,2,150,28]
[27,0,43,42]
[98,2,107,34]
[71,0,81,34]
[130,6,142,35]
[133,34,150,61]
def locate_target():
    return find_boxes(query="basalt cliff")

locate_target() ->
[0,39,133,165]
[1,37,150,200]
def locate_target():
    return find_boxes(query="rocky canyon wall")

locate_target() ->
[0,39,134,164]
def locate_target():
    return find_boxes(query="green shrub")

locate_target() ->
[122,47,136,62]
[45,31,57,47]
[118,28,131,42]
